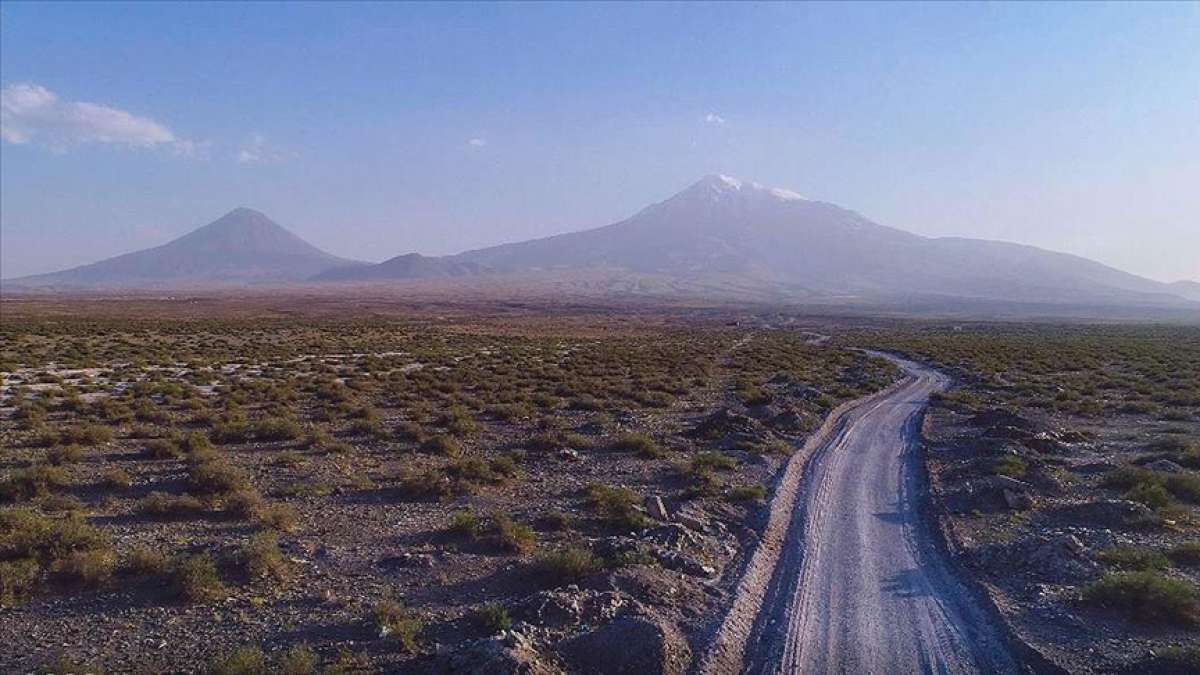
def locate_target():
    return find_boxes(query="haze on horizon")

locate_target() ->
[1,2,1197,283]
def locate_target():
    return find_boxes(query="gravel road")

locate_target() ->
[739,355,1020,674]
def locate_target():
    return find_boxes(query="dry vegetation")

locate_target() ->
[0,305,896,671]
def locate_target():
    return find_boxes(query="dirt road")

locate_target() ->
[704,355,1019,674]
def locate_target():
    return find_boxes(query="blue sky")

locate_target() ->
[2,1,1197,281]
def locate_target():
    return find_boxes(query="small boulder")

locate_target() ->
[1144,459,1185,474]
[645,496,669,522]
[556,613,689,675]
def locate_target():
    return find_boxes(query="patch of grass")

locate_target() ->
[1082,571,1199,626]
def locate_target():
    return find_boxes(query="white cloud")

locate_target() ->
[235,133,293,164]
[0,82,196,153]
[704,112,726,125]
[467,137,486,147]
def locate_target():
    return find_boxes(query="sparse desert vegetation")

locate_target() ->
[859,324,1200,672]
[0,298,897,671]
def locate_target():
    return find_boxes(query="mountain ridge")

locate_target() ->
[5,176,1195,311]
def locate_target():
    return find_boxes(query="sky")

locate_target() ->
[1,1,1197,282]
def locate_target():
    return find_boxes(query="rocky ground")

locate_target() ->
[894,325,1200,674]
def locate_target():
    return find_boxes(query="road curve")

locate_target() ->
[736,354,1018,675]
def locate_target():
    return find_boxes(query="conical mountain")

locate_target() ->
[9,208,363,287]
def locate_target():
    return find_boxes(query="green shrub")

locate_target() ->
[447,509,480,538]
[137,492,205,517]
[0,465,69,502]
[419,435,461,457]
[727,485,768,504]
[254,502,299,532]
[189,458,250,495]
[242,532,288,581]
[46,444,84,465]
[101,467,132,490]
[690,451,737,473]
[585,483,650,530]
[1125,482,1175,509]
[252,418,302,442]
[1168,541,1200,567]
[126,545,172,576]
[1097,546,1168,571]
[1082,571,1199,626]
[491,512,537,554]
[0,558,41,607]
[991,455,1028,479]
[611,433,664,459]
[278,644,318,675]
[475,602,512,633]
[374,600,423,653]
[209,645,267,675]
[536,545,602,582]
[173,553,225,602]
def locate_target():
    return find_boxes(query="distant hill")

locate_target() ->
[7,208,363,287]
[1169,280,1200,302]
[314,253,488,281]
[325,175,1194,308]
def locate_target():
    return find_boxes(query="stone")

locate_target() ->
[1145,459,1185,474]
[645,496,669,522]
[556,613,689,675]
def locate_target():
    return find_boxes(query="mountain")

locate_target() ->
[1170,281,1200,302]
[314,253,488,281]
[7,208,363,287]
[326,175,1193,308]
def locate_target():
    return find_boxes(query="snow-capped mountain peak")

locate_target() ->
[691,174,808,202]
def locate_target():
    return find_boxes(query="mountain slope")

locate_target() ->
[1169,281,1200,302]
[8,208,363,287]
[330,175,1187,307]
